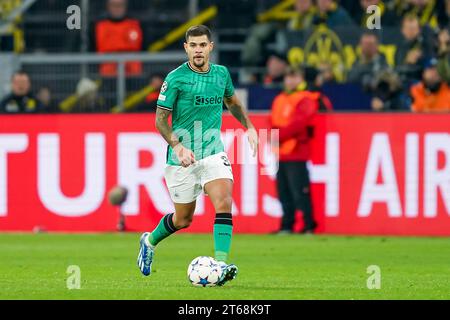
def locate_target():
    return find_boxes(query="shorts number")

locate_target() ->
[221,156,231,167]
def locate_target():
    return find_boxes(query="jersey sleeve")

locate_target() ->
[224,67,235,98]
[157,74,178,111]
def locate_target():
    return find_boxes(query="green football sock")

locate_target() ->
[147,213,178,246]
[214,213,233,263]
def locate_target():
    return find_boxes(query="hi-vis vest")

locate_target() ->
[271,90,320,155]
[411,82,450,113]
[96,18,143,76]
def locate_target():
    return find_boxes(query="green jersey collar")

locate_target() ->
[186,61,211,74]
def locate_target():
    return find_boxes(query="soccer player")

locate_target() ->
[137,25,258,286]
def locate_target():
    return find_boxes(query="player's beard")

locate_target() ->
[192,56,206,69]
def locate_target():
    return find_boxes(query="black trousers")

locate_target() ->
[276,161,316,231]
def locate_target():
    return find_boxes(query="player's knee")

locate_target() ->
[214,196,233,212]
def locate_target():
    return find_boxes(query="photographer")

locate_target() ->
[369,69,409,112]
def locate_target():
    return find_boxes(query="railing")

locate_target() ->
[0,52,187,112]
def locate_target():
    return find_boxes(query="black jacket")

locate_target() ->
[0,93,42,113]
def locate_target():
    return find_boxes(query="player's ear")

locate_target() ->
[209,41,214,51]
[183,42,188,52]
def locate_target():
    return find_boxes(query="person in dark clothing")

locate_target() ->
[309,63,338,88]
[0,71,42,113]
[270,67,326,234]
[36,86,59,113]
[264,53,289,86]
[369,68,409,111]
[348,32,389,87]
[312,0,356,28]
[395,14,436,83]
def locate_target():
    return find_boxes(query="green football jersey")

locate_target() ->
[157,62,235,166]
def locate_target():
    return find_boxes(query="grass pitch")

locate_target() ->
[0,233,449,300]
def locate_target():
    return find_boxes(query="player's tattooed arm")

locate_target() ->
[155,107,179,148]
[156,107,196,166]
[224,94,258,157]
[224,94,254,130]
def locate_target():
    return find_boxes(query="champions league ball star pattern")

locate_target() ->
[187,256,222,287]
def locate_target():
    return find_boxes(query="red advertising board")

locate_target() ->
[0,113,449,235]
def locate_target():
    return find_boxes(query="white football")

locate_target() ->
[187,256,222,287]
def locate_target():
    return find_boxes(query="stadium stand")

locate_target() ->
[0,0,448,113]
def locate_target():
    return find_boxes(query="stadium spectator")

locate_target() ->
[369,68,409,111]
[264,54,289,86]
[303,65,335,110]
[410,59,450,112]
[268,0,317,80]
[287,0,317,31]
[0,71,42,113]
[94,0,143,77]
[270,67,325,235]
[348,32,388,86]
[301,64,338,97]
[395,14,435,83]
[241,0,354,83]
[392,0,448,29]
[36,86,58,113]
[313,62,337,88]
[312,0,355,28]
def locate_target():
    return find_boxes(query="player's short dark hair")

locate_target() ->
[185,25,212,42]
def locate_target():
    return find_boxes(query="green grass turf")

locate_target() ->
[0,233,449,300]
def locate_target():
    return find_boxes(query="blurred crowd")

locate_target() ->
[242,0,450,112]
[0,0,449,113]
[1,0,163,113]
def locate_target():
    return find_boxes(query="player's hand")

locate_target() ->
[173,143,196,167]
[247,128,259,158]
